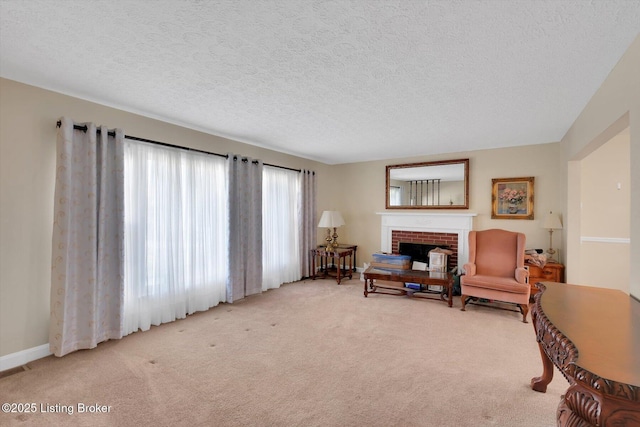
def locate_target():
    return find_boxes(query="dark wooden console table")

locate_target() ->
[531,281,640,426]
[362,266,453,307]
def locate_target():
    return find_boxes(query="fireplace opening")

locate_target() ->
[391,230,458,269]
[398,242,451,269]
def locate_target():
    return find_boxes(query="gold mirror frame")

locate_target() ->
[385,158,469,209]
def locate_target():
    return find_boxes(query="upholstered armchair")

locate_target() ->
[460,229,530,322]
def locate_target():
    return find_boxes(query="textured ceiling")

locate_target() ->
[1,1,638,164]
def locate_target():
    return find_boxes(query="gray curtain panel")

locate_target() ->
[50,117,125,357]
[227,154,263,303]
[299,170,317,277]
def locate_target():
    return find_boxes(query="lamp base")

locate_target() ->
[331,227,339,250]
[324,228,335,252]
[546,229,558,263]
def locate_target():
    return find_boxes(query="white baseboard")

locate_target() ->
[0,344,52,372]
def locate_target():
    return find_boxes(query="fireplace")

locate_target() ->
[377,212,476,271]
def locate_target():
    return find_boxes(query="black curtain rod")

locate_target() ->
[56,121,311,174]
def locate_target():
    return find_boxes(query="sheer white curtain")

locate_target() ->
[262,167,301,290]
[123,141,228,334]
[50,117,124,357]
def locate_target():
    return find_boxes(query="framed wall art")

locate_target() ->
[491,177,534,220]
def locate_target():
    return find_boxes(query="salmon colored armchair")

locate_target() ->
[460,229,530,322]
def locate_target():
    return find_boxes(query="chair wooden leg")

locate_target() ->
[520,304,529,323]
[460,294,467,311]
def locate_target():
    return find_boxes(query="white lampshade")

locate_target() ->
[318,211,345,228]
[542,212,563,230]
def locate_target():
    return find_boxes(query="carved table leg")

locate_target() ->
[531,341,554,392]
[364,278,369,297]
[531,308,554,394]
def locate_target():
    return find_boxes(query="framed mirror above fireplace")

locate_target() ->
[386,158,469,209]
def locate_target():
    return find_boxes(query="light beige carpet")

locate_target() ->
[0,277,567,426]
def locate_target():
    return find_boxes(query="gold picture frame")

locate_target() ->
[491,177,534,220]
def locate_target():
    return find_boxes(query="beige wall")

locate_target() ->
[581,131,630,238]
[562,34,639,297]
[579,131,630,291]
[0,78,332,357]
[330,142,564,269]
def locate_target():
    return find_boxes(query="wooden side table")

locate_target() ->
[317,243,357,272]
[311,248,353,284]
[527,262,564,297]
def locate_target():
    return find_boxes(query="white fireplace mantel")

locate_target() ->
[376,212,477,270]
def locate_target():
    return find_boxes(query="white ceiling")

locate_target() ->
[1,1,638,165]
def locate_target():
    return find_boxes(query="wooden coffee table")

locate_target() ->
[363,266,454,307]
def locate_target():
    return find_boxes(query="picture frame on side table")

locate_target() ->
[491,176,535,220]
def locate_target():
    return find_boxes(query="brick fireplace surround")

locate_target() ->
[377,212,476,272]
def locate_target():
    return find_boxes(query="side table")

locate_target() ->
[317,244,357,272]
[311,248,353,284]
[527,262,564,298]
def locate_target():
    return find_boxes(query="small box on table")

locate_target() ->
[428,248,453,272]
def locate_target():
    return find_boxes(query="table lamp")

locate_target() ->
[318,211,345,252]
[542,211,563,262]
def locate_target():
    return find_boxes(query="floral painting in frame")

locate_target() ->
[491,177,534,220]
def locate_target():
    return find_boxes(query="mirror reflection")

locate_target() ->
[386,159,469,209]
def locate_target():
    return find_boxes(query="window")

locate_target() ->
[123,141,228,334]
[121,140,307,334]
[262,166,301,289]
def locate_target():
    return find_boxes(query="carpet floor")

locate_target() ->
[0,276,568,426]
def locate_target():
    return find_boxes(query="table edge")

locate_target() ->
[532,282,640,404]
